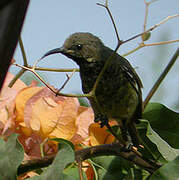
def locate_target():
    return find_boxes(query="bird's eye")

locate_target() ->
[76,44,83,50]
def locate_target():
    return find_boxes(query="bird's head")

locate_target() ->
[42,32,105,65]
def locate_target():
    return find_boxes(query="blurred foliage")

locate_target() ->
[147,31,179,112]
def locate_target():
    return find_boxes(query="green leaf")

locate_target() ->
[142,32,151,41]
[91,156,133,180]
[146,122,179,161]
[63,167,87,180]
[150,156,179,180]
[51,138,75,151]
[28,140,75,180]
[0,134,24,180]
[143,103,179,148]
[137,121,166,163]
[78,97,89,107]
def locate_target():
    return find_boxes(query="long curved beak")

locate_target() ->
[41,47,66,59]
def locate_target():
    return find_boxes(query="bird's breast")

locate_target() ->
[79,61,139,120]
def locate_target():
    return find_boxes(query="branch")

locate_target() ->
[8,68,26,87]
[17,143,162,176]
[57,69,76,93]
[122,14,179,46]
[14,63,91,98]
[28,66,79,72]
[123,39,179,56]
[144,39,179,46]
[75,143,162,173]
[97,1,121,45]
[19,36,28,66]
[9,36,29,87]
[17,155,54,175]
[143,0,159,32]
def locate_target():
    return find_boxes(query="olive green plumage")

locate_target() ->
[43,32,143,147]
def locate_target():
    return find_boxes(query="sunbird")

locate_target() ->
[42,32,143,147]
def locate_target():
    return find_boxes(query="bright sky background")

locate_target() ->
[12,0,179,111]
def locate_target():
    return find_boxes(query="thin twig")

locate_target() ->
[57,69,76,93]
[97,1,121,45]
[28,66,79,72]
[144,40,179,46]
[143,0,149,32]
[15,63,56,92]
[144,48,179,108]
[123,45,144,57]
[143,0,159,33]
[19,36,28,66]
[8,36,28,87]
[8,69,26,87]
[93,1,122,103]
[152,14,179,30]
[14,64,91,98]
[123,39,179,56]
[77,161,84,180]
[122,14,179,46]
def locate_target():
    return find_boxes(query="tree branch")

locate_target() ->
[17,143,162,176]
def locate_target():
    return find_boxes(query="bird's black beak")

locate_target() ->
[41,47,66,59]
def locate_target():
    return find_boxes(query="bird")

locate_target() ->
[42,32,143,147]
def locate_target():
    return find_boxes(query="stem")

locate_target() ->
[97,1,121,44]
[8,69,26,87]
[28,66,79,72]
[19,36,28,66]
[123,40,179,56]
[8,37,28,87]
[144,48,179,108]
[15,63,91,98]
[144,40,179,46]
[123,45,144,57]
[121,14,179,46]
[57,69,76,92]
[143,0,149,33]
[77,161,84,180]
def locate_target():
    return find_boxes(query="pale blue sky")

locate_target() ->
[12,0,179,111]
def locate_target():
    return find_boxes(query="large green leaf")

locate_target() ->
[139,119,179,162]
[0,134,24,180]
[143,103,179,148]
[28,140,75,180]
[137,121,167,163]
[91,156,133,180]
[146,122,179,161]
[150,156,179,180]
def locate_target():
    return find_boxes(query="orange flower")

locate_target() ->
[89,121,116,146]
[0,72,26,136]
[0,72,116,168]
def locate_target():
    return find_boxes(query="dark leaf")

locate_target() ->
[143,103,179,148]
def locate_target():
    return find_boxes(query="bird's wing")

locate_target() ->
[122,57,142,89]
[118,55,143,119]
